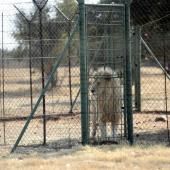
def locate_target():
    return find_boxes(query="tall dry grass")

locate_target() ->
[0,144,170,170]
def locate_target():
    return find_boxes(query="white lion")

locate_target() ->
[90,67,122,140]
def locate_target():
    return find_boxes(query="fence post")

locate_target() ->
[32,0,48,146]
[125,0,133,144]
[79,0,89,145]
[134,26,141,112]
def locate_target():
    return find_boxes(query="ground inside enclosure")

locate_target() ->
[0,66,81,117]
[0,145,170,170]
[0,66,170,155]
[133,66,170,143]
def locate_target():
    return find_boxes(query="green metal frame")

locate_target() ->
[79,0,89,145]
[85,2,133,143]
[125,0,133,144]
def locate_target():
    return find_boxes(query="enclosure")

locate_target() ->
[0,0,170,154]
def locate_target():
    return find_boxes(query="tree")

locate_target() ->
[57,0,77,19]
[13,0,78,60]
[131,0,170,30]
[12,0,78,88]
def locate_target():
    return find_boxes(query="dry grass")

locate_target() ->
[0,145,170,170]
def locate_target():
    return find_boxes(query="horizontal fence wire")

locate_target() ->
[86,4,126,144]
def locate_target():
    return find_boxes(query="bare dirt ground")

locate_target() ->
[0,145,170,170]
[0,66,170,157]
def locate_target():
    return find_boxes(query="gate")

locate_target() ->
[85,4,128,143]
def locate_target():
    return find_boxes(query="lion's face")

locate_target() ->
[90,67,115,96]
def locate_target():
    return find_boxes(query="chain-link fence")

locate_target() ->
[131,0,170,144]
[86,4,126,144]
[0,0,81,154]
[0,0,170,155]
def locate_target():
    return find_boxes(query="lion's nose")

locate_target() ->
[91,89,95,93]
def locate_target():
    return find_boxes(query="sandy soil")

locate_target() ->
[0,66,170,155]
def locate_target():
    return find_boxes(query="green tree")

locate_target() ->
[12,1,78,88]
[131,0,170,28]
[57,0,77,19]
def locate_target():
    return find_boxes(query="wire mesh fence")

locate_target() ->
[131,0,170,144]
[0,0,170,155]
[86,4,126,144]
[0,1,81,154]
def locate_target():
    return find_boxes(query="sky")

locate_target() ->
[0,0,99,50]
[0,0,99,13]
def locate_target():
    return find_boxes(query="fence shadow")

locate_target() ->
[134,129,170,144]
[14,138,81,155]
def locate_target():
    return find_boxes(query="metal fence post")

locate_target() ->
[33,0,48,146]
[125,0,133,144]
[134,26,141,112]
[79,0,89,145]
